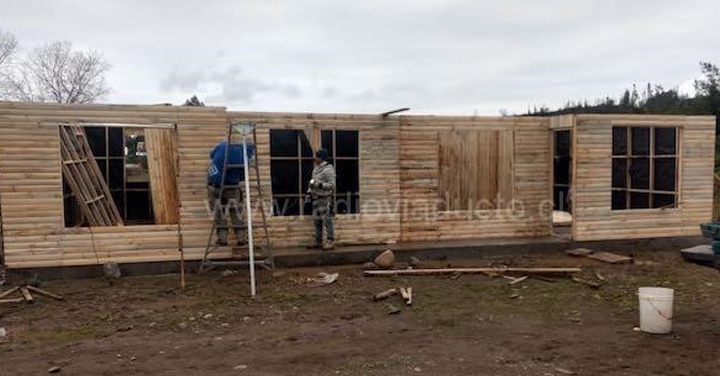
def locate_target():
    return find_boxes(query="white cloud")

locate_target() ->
[160,65,301,104]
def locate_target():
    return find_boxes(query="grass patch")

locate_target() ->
[24,324,107,345]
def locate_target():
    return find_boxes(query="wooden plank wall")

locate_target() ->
[0,105,555,268]
[0,102,224,268]
[0,186,4,265]
[146,128,180,224]
[572,114,716,240]
[4,102,710,269]
[438,129,514,210]
[399,116,552,242]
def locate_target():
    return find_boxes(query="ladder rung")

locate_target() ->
[60,125,123,227]
[85,195,105,204]
[225,161,257,168]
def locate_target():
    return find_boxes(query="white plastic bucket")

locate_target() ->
[638,287,674,334]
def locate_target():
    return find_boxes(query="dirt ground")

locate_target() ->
[1,248,720,376]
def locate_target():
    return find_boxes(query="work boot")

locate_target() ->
[323,240,335,250]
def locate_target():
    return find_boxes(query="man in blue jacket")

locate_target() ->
[207,141,255,246]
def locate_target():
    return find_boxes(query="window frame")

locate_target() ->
[62,125,155,226]
[611,126,680,211]
[268,129,315,216]
[268,128,361,217]
[553,130,572,213]
[321,129,361,215]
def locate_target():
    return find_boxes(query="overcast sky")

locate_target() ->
[3,0,719,115]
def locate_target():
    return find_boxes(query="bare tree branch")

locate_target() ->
[0,29,17,70]
[3,40,110,103]
[0,29,19,98]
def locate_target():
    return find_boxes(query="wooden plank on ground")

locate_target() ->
[586,251,633,264]
[0,286,19,299]
[566,248,594,257]
[26,285,64,301]
[0,297,24,304]
[20,287,33,303]
[364,267,581,277]
[372,288,398,301]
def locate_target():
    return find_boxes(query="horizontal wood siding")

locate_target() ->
[572,115,715,240]
[0,102,224,268]
[399,116,552,242]
[0,102,713,269]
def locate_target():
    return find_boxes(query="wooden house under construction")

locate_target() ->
[0,101,715,269]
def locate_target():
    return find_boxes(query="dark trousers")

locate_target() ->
[207,185,246,243]
[313,197,334,244]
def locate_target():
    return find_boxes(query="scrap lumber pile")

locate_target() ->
[0,285,64,304]
[372,286,413,305]
[372,285,413,315]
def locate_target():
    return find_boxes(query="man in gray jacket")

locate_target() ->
[307,148,336,249]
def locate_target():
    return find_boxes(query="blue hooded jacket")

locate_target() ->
[207,142,255,187]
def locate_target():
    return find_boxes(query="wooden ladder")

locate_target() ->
[199,123,273,275]
[58,124,123,227]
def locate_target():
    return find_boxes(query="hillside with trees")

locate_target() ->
[527,62,720,120]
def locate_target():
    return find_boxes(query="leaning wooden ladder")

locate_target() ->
[198,122,273,295]
[58,124,123,227]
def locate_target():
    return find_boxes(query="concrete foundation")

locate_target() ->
[5,235,707,283]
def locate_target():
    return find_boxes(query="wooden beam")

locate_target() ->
[26,285,64,301]
[301,126,320,154]
[20,287,33,303]
[372,288,398,301]
[0,297,24,304]
[0,286,19,299]
[364,267,582,277]
[380,108,410,117]
[41,122,175,129]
